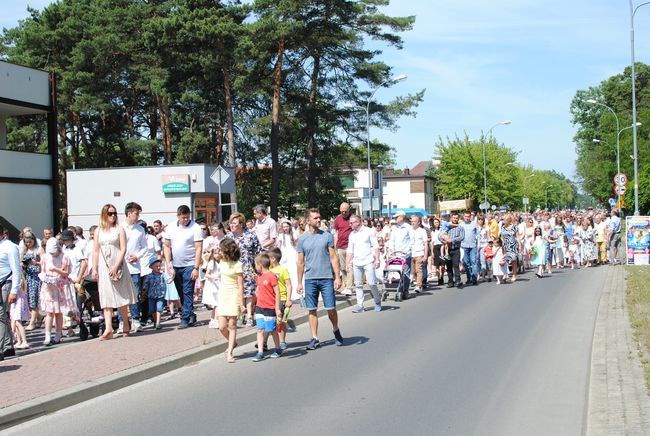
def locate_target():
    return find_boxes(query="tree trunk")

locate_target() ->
[306,49,321,208]
[222,61,236,167]
[157,96,172,164]
[149,106,158,164]
[269,36,285,220]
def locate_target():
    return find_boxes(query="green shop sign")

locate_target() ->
[162,174,190,193]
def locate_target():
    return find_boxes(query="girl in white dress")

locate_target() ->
[277,220,299,300]
[492,240,510,284]
[92,204,137,340]
[202,248,221,328]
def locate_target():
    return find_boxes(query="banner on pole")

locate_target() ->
[626,216,650,265]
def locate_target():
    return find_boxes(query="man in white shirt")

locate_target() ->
[410,215,429,293]
[388,211,415,299]
[121,202,148,332]
[346,214,382,313]
[252,205,277,250]
[164,205,203,329]
[0,224,20,360]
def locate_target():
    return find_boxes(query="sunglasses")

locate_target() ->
[107,212,117,217]
[201,227,208,231]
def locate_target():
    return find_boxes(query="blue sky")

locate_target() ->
[3,1,649,181]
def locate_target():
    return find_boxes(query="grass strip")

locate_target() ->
[625,265,650,391]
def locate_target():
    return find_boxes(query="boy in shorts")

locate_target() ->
[268,248,292,350]
[252,253,282,362]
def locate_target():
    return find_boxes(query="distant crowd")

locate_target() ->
[0,202,623,362]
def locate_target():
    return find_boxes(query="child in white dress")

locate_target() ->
[492,240,510,284]
[202,248,220,328]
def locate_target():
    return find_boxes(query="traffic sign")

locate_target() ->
[614,185,627,195]
[522,197,529,205]
[491,205,497,211]
[614,173,628,186]
[210,165,230,186]
[479,202,490,210]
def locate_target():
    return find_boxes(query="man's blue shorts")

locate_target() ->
[304,278,336,311]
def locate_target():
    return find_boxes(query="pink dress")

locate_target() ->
[10,288,30,321]
[39,253,71,314]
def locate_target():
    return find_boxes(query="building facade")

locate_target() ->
[0,60,58,240]
[342,160,438,217]
[66,165,236,232]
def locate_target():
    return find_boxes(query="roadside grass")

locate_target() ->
[625,266,650,391]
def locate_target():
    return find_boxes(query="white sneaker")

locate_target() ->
[341,288,352,296]
[132,320,143,333]
[116,321,124,334]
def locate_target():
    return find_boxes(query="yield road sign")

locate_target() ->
[210,165,230,186]
[614,173,628,186]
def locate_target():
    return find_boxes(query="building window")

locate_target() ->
[194,196,217,224]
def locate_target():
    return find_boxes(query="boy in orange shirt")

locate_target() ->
[252,253,282,362]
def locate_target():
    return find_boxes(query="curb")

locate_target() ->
[0,295,368,430]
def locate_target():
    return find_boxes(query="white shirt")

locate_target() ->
[411,226,428,257]
[0,238,21,295]
[84,240,96,281]
[140,234,161,276]
[64,243,86,282]
[121,222,148,275]
[165,220,203,268]
[253,216,278,249]
[348,226,378,266]
[388,222,415,256]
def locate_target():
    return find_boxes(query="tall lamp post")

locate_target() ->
[482,120,511,212]
[617,123,642,208]
[586,99,621,215]
[365,74,407,218]
[630,1,650,215]
[523,174,534,213]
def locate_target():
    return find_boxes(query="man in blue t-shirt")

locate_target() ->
[297,208,344,350]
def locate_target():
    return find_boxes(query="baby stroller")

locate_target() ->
[77,280,117,340]
[383,254,408,302]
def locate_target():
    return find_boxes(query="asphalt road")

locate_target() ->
[8,266,607,436]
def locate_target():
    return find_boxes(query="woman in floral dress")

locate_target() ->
[21,231,42,330]
[577,218,597,267]
[226,213,261,326]
[500,214,522,283]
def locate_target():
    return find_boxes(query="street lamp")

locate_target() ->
[347,74,407,218]
[523,174,534,213]
[618,123,642,207]
[542,182,550,210]
[629,1,650,215]
[586,99,621,215]
[482,120,511,212]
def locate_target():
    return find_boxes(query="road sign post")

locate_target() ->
[210,166,236,222]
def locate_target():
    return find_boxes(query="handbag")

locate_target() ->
[99,244,123,282]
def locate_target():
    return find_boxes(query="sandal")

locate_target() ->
[100,331,114,341]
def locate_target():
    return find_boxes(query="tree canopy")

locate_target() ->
[570,62,649,214]
[1,0,424,219]
[433,134,576,211]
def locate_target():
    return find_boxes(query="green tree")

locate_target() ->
[570,63,649,214]
[434,134,520,209]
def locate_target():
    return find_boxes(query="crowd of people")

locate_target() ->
[0,201,624,363]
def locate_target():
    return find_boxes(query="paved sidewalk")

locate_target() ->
[0,293,362,429]
[587,265,650,434]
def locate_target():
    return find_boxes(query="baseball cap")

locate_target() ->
[149,257,162,267]
[60,230,75,241]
